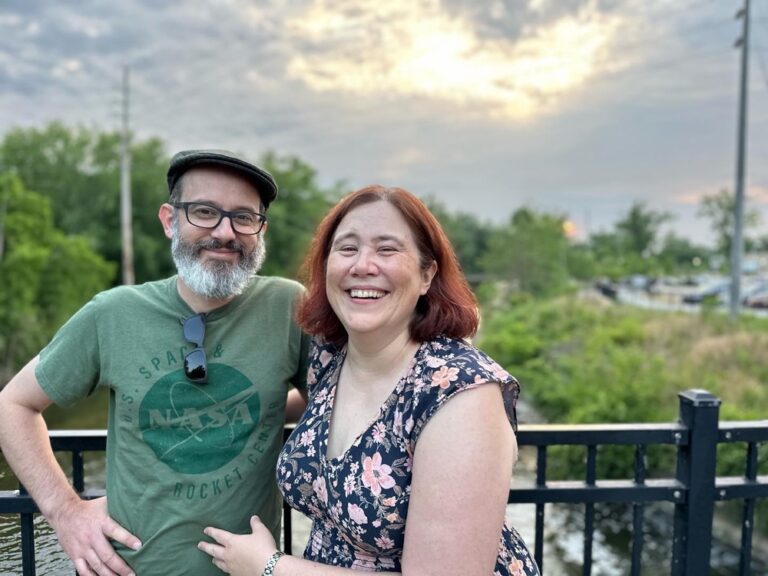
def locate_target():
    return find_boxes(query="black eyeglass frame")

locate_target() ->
[172,201,267,235]
[181,313,208,384]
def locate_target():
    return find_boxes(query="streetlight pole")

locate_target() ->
[120,65,135,285]
[729,0,750,319]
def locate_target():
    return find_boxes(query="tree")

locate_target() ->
[657,233,710,272]
[424,197,492,277]
[615,202,673,256]
[1,123,171,283]
[0,174,114,379]
[480,207,570,297]
[698,189,761,260]
[257,152,341,278]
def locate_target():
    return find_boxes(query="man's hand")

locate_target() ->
[49,496,141,576]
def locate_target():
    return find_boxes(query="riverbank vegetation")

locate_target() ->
[478,291,768,534]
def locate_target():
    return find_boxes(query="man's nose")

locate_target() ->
[210,214,238,241]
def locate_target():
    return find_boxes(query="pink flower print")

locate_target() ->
[299,429,316,447]
[347,503,368,525]
[375,534,395,550]
[343,474,356,496]
[432,366,459,389]
[392,410,403,436]
[425,355,446,368]
[481,359,510,381]
[508,558,526,576]
[371,422,387,443]
[361,452,396,496]
[307,369,317,385]
[373,519,381,528]
[351,551,378,570]
[381,496,396,507]
[313,476,328,504]
[319,349,334,366]
[404,417,414,434]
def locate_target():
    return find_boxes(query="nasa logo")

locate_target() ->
[139,364,260,473]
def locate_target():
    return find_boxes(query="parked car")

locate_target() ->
[681,280,729,305]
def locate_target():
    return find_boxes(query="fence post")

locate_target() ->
[671,389,720,576]
[19,483,36,576]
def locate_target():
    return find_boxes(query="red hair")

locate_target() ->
[296,185,479,346]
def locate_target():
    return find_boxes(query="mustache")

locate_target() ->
[194,238,247,256]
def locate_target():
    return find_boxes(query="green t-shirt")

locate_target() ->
[36,275,310,575]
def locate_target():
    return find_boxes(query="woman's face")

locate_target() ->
[325,200,436,344]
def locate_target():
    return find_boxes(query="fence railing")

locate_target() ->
[1,389,767,575]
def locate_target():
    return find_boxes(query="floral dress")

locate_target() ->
[277,335,540,575]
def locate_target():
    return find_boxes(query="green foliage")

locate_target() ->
[478,296,768,484]
[480,207,570,297]
[0,122,170,283]
[257,152,341,278]
[614,202,672,255]
[697,188,761,262]
[0,174,114,377]
[425,197,491,277]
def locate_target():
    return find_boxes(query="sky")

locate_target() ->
[2,0,768,246]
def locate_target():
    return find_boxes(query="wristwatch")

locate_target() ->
[262,550,285,576]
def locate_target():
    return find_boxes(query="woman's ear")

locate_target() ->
[420,261,438,295]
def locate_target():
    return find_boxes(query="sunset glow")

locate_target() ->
[285,0,622,119]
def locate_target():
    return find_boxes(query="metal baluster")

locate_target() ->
[631,444,646,576]
[583,445,596,576]
[739,441,758,576]
[19,483,36,576]
[535,445,546,573]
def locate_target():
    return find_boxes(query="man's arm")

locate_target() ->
[0,356,141,576]
[284,387,308,423]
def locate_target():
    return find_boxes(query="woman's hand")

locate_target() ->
[198,515,279,576]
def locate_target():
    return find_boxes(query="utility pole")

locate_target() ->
[729,0,750,319]
[120,65,135,285]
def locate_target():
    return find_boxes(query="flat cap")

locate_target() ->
[167,149,278,209]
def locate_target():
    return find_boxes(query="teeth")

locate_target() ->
[349,289,386,299]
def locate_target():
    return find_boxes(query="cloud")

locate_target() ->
[282,0,623,119]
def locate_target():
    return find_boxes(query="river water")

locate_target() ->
[1,392,766,575]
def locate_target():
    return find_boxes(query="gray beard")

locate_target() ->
[171,218,266,300]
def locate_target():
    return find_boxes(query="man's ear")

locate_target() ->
[159,203,175,240]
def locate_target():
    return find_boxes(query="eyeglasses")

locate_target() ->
[181,313,207,384]
[173,201,267,235]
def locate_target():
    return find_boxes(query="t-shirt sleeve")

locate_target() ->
[35,297,103,408]
[409,344,520,443]
[291,330,312,393]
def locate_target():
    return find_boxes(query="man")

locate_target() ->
[0,150,310,576]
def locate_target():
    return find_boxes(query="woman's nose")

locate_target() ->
[350,249,377,275]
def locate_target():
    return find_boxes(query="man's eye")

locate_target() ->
[233,213,257,225]
[190,206,219,219]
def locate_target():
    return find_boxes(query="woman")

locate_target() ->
[198,186,540,575]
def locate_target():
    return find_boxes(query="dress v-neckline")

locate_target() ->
[321,343,424,465]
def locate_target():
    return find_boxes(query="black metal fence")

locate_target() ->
[1,389,767,575]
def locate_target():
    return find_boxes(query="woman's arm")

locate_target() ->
[401,383,515,575]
